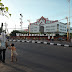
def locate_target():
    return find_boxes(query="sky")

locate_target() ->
[0,0,72,33]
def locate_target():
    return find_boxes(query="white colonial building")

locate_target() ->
[28,16,70,35]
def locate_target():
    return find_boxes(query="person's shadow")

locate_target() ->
[4,62,27,72]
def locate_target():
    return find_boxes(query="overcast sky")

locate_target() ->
[0,0,72,33]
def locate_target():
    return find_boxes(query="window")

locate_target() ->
[46,26,50,28]
[51,29,55,30]
[48,21,50,23]
[46,29,50,31]
[51,25,55,27]
[60,29,62,31]
[34,27,37,28]
[34,30,37,31]
[60,25,62,27]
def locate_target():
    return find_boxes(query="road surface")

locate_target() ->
[0,42,72,72]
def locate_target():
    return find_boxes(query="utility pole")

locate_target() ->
[27,20,30,36]
[68,0,70,40]
[4,22,8,33]
[66,17,69,41]
[20,14,23,31]
[15,24,16,30]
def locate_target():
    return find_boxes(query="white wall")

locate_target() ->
[44,23,57,32]
[44,22,67,33]
[58,22,67,33]
[30,25,39,33]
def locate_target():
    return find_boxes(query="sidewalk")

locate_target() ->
[0,61,32,72]
[0,47,33,72]
[29,39,72,45]
[0,57,32,72]
[9,39,72,47]
[46,40,72,45]
[42,40,72,46]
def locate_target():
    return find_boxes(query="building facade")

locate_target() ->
[29,16,68,35]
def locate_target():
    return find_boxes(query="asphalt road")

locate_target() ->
[0,42,72,72]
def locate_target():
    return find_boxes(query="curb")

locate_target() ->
[8,40,72,47]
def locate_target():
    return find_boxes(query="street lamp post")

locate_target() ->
[66,17,69,41]
[27,20,30,36]
[20,14,23,31]
[4,22,8,33]
[15,24,16,30]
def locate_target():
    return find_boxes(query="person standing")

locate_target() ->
[8,43,18,62]
[1,31,8,63]
[48,35,50,41]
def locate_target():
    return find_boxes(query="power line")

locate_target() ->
[5,16,72,31]
[7,27,28,29]
[58,16,72,22]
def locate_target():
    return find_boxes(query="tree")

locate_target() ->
[10,30,21,36]
[0,0,11,17]
[10,30,29,36]
[0,0,11,33]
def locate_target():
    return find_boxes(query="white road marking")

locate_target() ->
[64,44,69,47]
[44,42,47,44]
[57,43,61,46]
[50,43,54,45]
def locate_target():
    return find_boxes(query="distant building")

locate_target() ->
[24,29,28,32]
[28,16,68,35]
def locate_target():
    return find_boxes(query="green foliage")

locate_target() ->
[0,0,11,17]
[9,14,11,16]
[0,3,3,6]
[5,7,8,11]
[10,30,21,36]
[0,7,4,10]
[56,34,59,37]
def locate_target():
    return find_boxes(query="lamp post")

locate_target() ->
[4,22,8,33]
[66,17,69,41]
[27,20,30,36]
[15,24,16,30]
[20,14,23,31]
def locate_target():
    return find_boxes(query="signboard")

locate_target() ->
[16,33,56,37]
